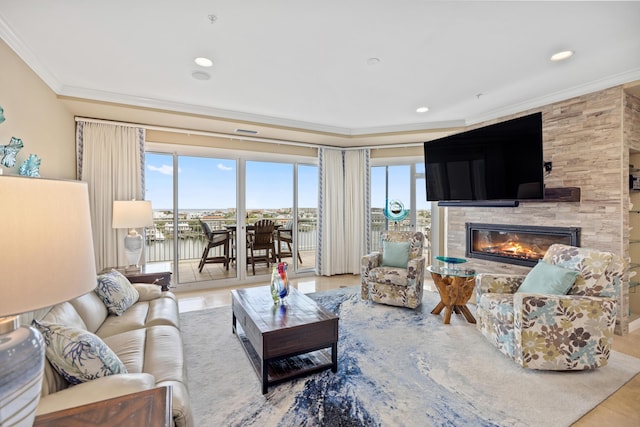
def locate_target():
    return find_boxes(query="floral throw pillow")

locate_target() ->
[33,320,127,385]
[95,269,140,315]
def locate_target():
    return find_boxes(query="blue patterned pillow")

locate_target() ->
[95,270,139,315]
[33,321,127,384]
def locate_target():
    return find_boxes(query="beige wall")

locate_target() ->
[0,40,75,179]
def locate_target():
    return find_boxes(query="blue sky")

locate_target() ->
[145,153,429,211]
[145,154,318,210]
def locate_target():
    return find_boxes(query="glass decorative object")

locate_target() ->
[18,153,41,177]
[435,255,468,274]
[1,137,24,168]
[270,262,289,304]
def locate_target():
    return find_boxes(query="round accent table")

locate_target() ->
[428,264,477,324]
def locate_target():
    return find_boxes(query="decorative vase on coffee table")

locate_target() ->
[270,262,289,304]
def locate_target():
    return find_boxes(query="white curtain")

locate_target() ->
[76,121,145,271]
[317,148,370,275]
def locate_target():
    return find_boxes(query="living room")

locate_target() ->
[2,2,640,426]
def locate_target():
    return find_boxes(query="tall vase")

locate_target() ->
[270,262,289,304]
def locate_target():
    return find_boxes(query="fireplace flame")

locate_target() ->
[478,238,544,261]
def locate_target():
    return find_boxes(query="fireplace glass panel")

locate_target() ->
[466,223,580,267]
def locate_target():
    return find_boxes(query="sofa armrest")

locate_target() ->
[133,283,176,302]
[512,294,617,369]
[35,373,156,416]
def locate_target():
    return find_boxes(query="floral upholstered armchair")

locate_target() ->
[361,231,425,309]
[475,244,624,370]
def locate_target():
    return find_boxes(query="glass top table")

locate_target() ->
[428,259,477,324]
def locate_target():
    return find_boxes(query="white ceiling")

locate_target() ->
[1,1,639,146]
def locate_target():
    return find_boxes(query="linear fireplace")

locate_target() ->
[466,223,581,267]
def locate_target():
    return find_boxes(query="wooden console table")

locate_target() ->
[33,386,172,427]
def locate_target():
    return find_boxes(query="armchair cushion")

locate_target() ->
[516,260,578,295]
[95,269,140,316]
[381,241,410,268]
[33,321,127,385]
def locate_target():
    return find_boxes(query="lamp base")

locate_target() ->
[124,229,144,269]
[0,318,45,427]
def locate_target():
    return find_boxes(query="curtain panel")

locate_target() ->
[76,121,145,271]
[317,148,370,275]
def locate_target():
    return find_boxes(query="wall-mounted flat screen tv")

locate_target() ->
[424,112,544,203]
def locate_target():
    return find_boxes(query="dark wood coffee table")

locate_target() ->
[231,286,339,394]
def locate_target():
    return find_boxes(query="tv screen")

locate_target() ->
[424,112,544,202]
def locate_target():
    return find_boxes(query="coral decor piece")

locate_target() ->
[0,105,41,175]
[0,136,23,168]
[19,153,41,177]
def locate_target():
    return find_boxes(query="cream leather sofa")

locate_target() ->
[22,282,194,427]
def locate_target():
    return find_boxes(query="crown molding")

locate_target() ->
[0,15,63,93]
[468,68,640,126]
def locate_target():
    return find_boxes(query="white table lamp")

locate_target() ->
[0,176,97,427]
[112,200,153,271]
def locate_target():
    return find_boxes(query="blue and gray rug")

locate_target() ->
[181,286,640,427]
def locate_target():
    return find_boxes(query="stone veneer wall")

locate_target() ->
[624,92,640,334]
[442,86,632,334]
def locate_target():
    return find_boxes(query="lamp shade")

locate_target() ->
[0,176,98,317]
[112,200,153,229]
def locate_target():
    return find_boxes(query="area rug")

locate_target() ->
[181,286,640,427]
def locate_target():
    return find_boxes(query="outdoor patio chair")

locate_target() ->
[247,219,276,275]
[276,220,302,264]
[198,220,230,272]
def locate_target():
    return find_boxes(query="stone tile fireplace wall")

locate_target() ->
[441,85,638,335]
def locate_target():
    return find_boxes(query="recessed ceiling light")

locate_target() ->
[194,57,213,67]
[191,71,211,80]
[367,57,381,66]
[550,50,574,62]
[416,107,429,113]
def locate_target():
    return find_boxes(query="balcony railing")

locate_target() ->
[145,218,317,263]
[146,216,430,264]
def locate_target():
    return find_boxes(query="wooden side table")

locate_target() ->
[33,386,172,427]
[100,262,173,291]
[428,265,477,324]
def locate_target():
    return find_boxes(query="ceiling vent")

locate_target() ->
[235,129,259,135]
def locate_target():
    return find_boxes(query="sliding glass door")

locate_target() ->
[145,153,238,286]
[370,162,432,256]
[145,149,318,287]
[245,161,293,277]
[297,164,318,272]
